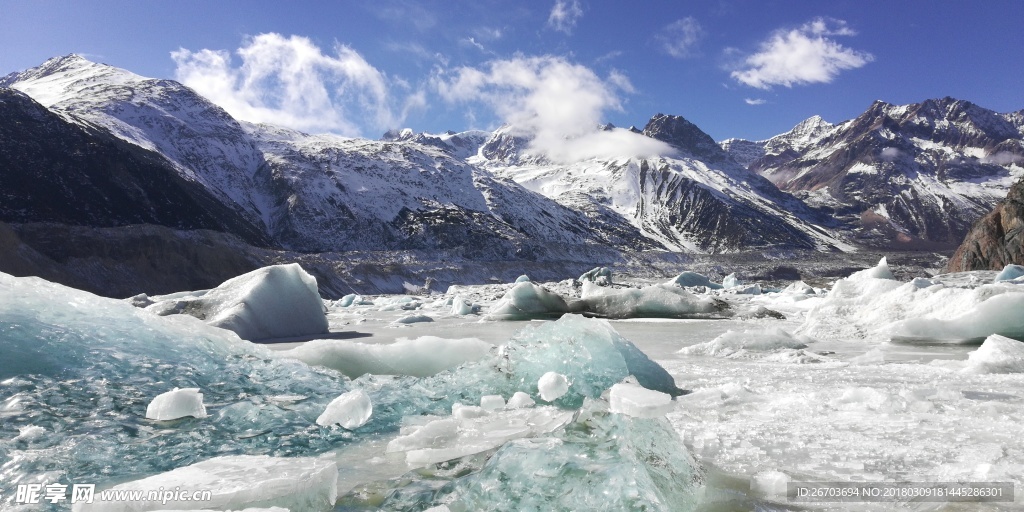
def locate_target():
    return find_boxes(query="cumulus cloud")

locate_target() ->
[172,33,412,135]
[657,17,704,59]
[744,98,766,106]
[548,0,583,34]
[435,55,674,163]
[730,17,873,89]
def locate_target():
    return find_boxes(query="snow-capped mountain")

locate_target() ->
[723,98,1024,247]
[0,55,649,259]
[474,114,849,253]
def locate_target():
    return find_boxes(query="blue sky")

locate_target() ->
[2,0,1022,141]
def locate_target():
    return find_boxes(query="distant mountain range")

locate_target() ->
[2,55,1023,294]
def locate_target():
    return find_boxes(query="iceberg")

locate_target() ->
[450,295,476,315]
[888,291,1024,342]
[73,455,338,512]
[506,391,536,409]
[515,274,531,283]
[485,281,578,320]
[146,387,207,421]
[578,266,612,284]
[963,334,1024,374]
[144,264,329,341]
[277,336,493,378]
[580,281,721,319]
[723,273,742,288]
[665,271,722,289]
[848,256,896,281]
[994,264,1024,283]
[316,389,373,429]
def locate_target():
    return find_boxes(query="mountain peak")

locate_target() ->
[641,113,724,161]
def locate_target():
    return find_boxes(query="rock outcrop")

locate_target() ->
[948,177,1024,271]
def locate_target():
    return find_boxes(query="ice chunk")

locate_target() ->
[679,328,810,358]
[580,281,720,318]
[14,425,45,442]
[994,264,1024,283]
[515,274,531,283]
[609,381,674,418]
[485,282,578,320]
[277,336,492,378]
[145,263,329,341]
[665,271,722,289]
[146,388,207,421]
[480,395,505,411]
[393,314,433,324]
[391,401,703,511]
[850,347,886,365]
[452,403,488,420]
[964,334,1024,374]
[782,280,816,295]
[848,256,895,281]
[537,372,569,402]
[579,266,612,284]
[506,391,535,409]
[750,470,789,498]
[723,273,742,288]
[337,293,357,307]
[316,389,372,429]
[386,418,459,453]
[889,292,1024,342]
[450,296,475,315]
[73,455,337,512]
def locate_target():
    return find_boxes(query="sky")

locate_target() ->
[2,0,1023,143]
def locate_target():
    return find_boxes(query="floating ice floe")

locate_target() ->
[679,328,814,361]
[277,336,493,378]
[994,264,1024,283]
[73,455,338,512]
[797,257,1024,343]
[723,273,742,288]
[450,295,476,315]
[316,389,373,429]
[608,381,674,418]
[485,281,578,320]
[515,274,531,283]
[580,281,721,318]
[146,387,207,421]
[963,334,1024,374]
[848,256,896,281]
[666,271,723,289]
[144,263,329,341]
[578,266,612,285]
[392,314,433,325]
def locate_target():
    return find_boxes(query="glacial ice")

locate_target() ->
[580,281,720,318]
[480,394,505,411]
[506,391,536,409]
[964,334,1024,373]
[144,263,329,341]
[749,470,789,498]
[393,313,434,324]
[679,328,811,359]
[450,295,475,315]
[485,281,576,319]
[848,256,896,281]
[379,400,703,511]
[537,372,569,401]
[515,274,531,283]
[888,290,1024,342]
[608,381,674,418]
[665,270,723,289]
[73,455,338,512]
[146,387,208,421]
[994,264,1024,283]
[723,272,742,288]
[316,389,373,429]
[277,336,493,378]
[578,266,612,284]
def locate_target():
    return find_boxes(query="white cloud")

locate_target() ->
[730,17,873,89]
[434,55,674,163]
[172,33,413,136]
[880,147,902,161]
[744,98,766,105]
[981,151,1024,166]
[548,0,583,34]
[657,17,704,59]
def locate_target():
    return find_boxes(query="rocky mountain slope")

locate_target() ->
[723,98,1024,248]
[474,114,848,253]
[948,176,1024,271]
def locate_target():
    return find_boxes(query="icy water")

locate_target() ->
[3,264,1024,511]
